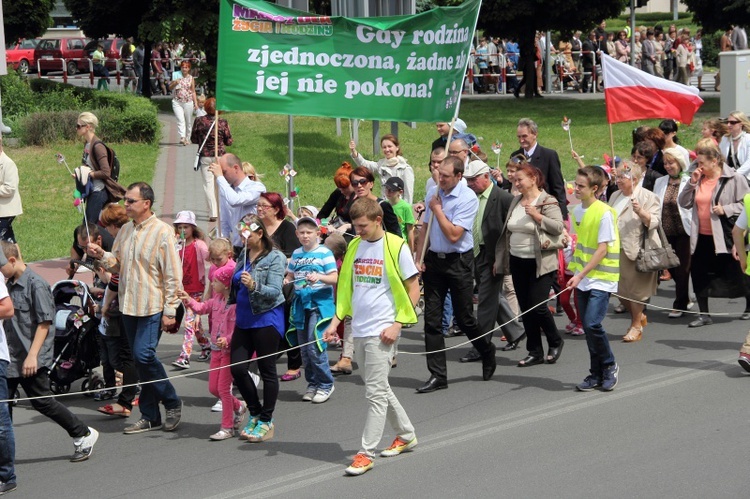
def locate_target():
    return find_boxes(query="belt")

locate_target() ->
[427,250,471,261]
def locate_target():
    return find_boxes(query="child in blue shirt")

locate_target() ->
[285,217,339,404]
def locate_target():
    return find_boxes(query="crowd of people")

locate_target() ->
[469,22,749,95]
[4,104,750,488]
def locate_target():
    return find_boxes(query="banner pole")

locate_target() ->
[215,104,221,234]
[418,39,476,266]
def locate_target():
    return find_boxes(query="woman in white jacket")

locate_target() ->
[349,134,415,204]
[0,139,22,243]
[719,111,750,179]
[653,148,692,318]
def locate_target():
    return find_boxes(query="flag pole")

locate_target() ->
[608,123,616,165]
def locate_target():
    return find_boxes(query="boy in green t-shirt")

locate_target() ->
[384,177,415,253]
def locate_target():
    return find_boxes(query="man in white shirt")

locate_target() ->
[209,153,266,254]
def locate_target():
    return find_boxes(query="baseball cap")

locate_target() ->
[384,177,405,191]
[296,216,320,228]
[464,160,490,178]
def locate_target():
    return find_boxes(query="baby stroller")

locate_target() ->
[554,54,582,93]
[49,280,104,395]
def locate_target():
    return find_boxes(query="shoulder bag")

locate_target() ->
[635,222,680,272]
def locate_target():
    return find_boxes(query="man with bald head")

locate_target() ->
[209,153,266,255]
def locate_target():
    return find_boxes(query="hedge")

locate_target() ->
[0,71,160,145]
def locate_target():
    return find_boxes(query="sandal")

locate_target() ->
[640,314,648,327]
[623,326,642,343]
[97,403,132,417]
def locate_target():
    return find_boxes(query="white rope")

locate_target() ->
[612,292,742,317]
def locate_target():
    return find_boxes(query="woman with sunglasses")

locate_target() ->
[255,192,304,382]
[349,167,402,237]
[75,112,125,225]
[229,214,286,442]
[719,111,750,180]
[169,61,198,146]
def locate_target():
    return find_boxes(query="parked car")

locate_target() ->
[4,39,40,74]
[35,37,91,75]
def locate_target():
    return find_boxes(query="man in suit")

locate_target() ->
[511,118,568,220]
[459,161,525,363]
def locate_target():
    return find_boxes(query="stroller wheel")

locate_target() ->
[50,380,59,394]
[58,384,71,394]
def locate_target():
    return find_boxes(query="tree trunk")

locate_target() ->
[519,28,537,98]
[142,41,153,98]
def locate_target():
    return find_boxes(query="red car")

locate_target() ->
[35,37,91,74]
[4,39,40,74]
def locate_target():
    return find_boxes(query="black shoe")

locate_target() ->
[482,343,497,381]
[513,89,520,98]
[0,482,17,494]
[547,339,564,364]
[500,333,526,351]
[518,355,544,367]
[416,376,448,393]
[460,348,482,363]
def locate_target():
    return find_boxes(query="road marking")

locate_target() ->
[208,358,734,498]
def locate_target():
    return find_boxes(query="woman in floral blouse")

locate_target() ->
[169,61,198,146]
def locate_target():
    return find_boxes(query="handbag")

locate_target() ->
[714,178,739,249]
[194,118,216,171]
[635,222,680,272]
[538,228,566,250]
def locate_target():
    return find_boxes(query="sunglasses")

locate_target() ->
[727,120,741,125]
[76,123,87,129]
[351,179,370,186]
[124,197,143,204]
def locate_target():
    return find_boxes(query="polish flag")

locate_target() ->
[601,53,704,125]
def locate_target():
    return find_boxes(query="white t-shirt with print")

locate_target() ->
[351,237,418,338]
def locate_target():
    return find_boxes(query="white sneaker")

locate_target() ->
[668,310,683,319]
[71,427,99,462]
[211,400,223,412]
[302,387,316,401]
[312,385,335,404]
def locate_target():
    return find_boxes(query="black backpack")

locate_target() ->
[92,140,121,182]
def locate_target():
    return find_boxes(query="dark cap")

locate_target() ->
[384,177,404,192]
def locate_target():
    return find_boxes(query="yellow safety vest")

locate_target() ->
[568,200,621,282]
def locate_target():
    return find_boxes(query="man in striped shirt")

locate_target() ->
[88,182,184,434]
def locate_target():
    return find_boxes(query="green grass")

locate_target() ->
[10,140,159,262]
[224,97,719,207]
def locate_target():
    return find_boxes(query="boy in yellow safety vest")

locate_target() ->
[567,166,621,392]
[323,197,420,476]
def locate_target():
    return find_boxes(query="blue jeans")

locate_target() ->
[0,360,15,486]
[576,289,616,376]
[122,313,181,423]
[297,309,334,391]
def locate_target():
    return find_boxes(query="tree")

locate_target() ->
[3,0,55,42]
[475,0,627,97]
[681,0,750,32]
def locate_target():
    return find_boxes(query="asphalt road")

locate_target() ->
[10,278,749,498]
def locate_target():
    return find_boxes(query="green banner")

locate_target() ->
[216,0,481,122]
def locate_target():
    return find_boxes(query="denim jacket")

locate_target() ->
[228,248,286,315]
